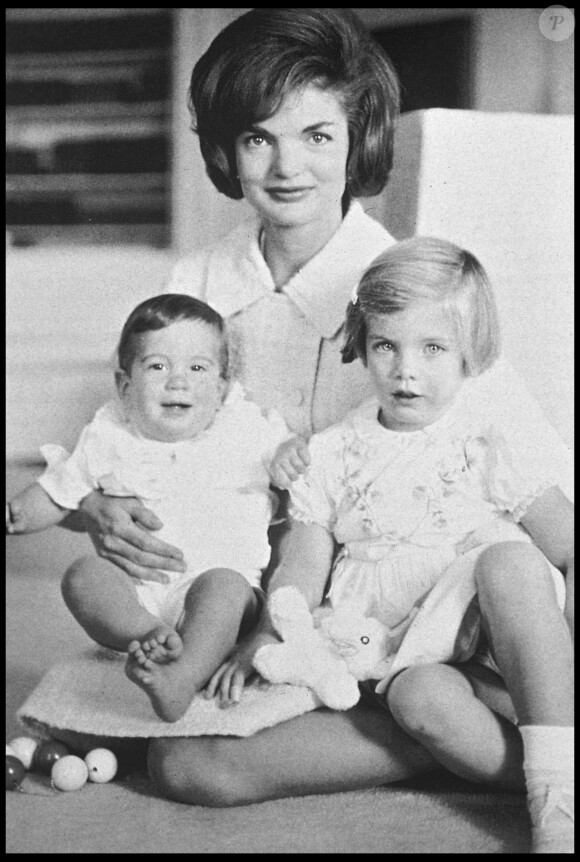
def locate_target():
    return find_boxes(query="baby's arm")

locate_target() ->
[520,485,574,641]
[6,482,69,535]
[268,436,311,490]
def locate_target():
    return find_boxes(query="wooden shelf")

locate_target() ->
[6,8,173,247]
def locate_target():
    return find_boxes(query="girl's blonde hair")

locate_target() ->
[341,236,501,376]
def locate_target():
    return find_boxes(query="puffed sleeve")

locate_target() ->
[36,401,130,510]
[288,429,342,532]
[465,358,574,518]
[36,425,98,510]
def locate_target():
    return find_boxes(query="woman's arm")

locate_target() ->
[520,485,574,640]
[79,490,186,583]
[206,519,336,705]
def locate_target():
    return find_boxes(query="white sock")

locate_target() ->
[520,725,574,854]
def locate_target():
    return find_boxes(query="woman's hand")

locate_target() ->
[204,629,280,708]
[79,490,186,583]
[269,436,311,490]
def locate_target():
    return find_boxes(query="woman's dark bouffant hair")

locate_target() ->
[188,7,400,200]
[117,294,229,379]
[341,237,501,377]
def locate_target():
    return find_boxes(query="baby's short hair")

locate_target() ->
[188,8,400,200]
[341,236,501,376]
[117,294,229,378]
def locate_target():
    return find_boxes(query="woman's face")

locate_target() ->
[235,83,350,234]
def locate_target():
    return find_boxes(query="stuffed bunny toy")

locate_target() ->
[253,585,395,710]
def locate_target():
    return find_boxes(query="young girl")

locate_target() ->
[6,294,290,722]
[240,237,574,853]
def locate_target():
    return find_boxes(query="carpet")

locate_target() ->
[6,519,532,853]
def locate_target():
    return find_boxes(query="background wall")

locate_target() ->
[6,7,574,461]
[171,7,575,254]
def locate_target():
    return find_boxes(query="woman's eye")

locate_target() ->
[190,365,205,372]
[149,363,165,371]
[246,134,267,147]
[376,342,393,352]
[310,133,330,144]
[426,344,444,355]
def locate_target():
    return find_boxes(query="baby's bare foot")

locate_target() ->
[127,627,183,667]
[125,655,198,722]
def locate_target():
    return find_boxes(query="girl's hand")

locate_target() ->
[204,629,279,708]
[79,490,186,583]
[269,436,311,490]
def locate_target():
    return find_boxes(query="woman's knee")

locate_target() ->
[148,737,257,807]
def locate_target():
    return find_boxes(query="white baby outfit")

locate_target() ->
[38,383,289,626]
[289,372,570,689]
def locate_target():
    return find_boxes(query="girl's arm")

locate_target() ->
[6,483,69,534]
[206,519,335,705]
[520,485,574,640]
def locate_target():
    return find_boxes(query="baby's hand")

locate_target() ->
[269,436,310,490]
[6,500,26,534]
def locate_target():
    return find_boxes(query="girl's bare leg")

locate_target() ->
[387,662,524,789]
[62,554,175,652]
[148,703,437,806]
[126,568,259,722]
[474,542,573,726]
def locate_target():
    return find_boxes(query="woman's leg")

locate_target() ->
[62,554,167,651]
[148,703,436,806]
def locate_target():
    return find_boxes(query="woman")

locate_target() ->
[79,8,570,809]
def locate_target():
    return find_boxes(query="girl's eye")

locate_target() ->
[190,365,205,372]
[149,363,165,371]
[360,636,370,645]
[376,342,394,352]
[426,344,444,355]
[310,133,330,144]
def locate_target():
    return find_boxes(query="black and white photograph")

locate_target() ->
[6,7,574,854]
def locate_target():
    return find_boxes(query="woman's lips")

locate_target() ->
[266,187,312,201]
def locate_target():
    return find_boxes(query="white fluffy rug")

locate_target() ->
[18,646,322,739]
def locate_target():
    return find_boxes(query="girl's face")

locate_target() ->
[365,301,466,432]
[235,83,350,236]
[117,320,226,443]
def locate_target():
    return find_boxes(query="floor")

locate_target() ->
[6,471,532,853]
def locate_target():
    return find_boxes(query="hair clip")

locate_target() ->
[350,284,359,306]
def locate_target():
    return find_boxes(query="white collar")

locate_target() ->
[205,201,393,338]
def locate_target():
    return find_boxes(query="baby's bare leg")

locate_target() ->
[126,568,259,722]
[62,555,177,653]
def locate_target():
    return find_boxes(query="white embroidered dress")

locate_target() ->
[289,374,571,686]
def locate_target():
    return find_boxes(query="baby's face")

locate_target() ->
[117,320,227,442]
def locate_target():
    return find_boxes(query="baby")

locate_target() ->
[6,293,291,721]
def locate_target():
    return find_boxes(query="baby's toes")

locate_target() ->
[164,631,182,655]
[127,639,142,656]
